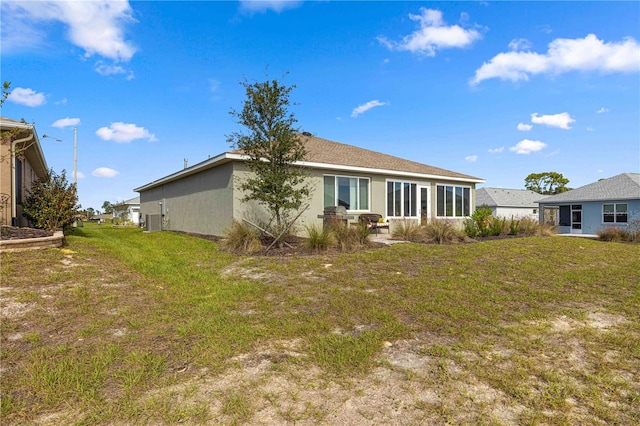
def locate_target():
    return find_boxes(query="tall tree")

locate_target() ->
[101,201,114,214]
[525,172,570,195]
[227,77,311,229]
[22,169,81,231]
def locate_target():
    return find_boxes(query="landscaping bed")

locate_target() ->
[0,226,54,240]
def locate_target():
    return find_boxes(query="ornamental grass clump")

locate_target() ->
[391,219,422,242]
[422,219,460,244]
[597,226,631,242]
[220,220,262,254]
[305,224,333,252]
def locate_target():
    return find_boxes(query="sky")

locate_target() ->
[2,0,639,211]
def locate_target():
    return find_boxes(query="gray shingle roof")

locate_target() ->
[476,188,545,208]
[231,134,483,181]
[539,173,640,203]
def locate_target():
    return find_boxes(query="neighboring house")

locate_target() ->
[475,187,545,220]
[538,173,640,235]
[115,196,141,225]
[135,134,484,236]
[0,117,48,227]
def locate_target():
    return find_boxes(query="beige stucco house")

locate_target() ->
[135,134,484,236]
[1,117,48,227]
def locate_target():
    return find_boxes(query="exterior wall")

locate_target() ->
[539,199,640,234]
[0,141,11,225]
[138,161,479,237]
[494,206,538,220]
[139,162,235,236]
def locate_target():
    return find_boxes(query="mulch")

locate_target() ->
[0,226,55,241]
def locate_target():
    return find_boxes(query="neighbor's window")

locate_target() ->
[324,175,369,210]
[387,181,417,217]
[436,185,471,217]
[603,203,628,223]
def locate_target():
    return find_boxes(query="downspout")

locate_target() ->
[11,130,34,225]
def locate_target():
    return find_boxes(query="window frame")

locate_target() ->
[323,174,370,212]
[602,203,628,224]
[386,180,419,218]
[435,184,472,218]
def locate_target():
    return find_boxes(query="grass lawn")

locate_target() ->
[1,224,638,425]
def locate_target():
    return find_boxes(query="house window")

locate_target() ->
[436,184,471,217]
[324,175,369,211]
[603,203,628,223]
[387,181,417,217]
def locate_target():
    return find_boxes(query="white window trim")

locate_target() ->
[386,179,421,219]
[602,202,628,224]
[436,184,473,218]
[324,174,371,212]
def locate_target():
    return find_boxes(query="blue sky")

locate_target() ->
[2,1,639,211]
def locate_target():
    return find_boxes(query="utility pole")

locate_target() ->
[74,127,77,186]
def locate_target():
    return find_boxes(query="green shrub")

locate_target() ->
[220,220,262,254]
[305,224,333,251]
[21,169,80,231]
[508,218,520,235]
[391,219,422,241]
[463,218,478,238]
[423,219,459,244]
[488,216,507,236]
[597,226,630,242]
[471,206,493,237]
[353,221,372,245]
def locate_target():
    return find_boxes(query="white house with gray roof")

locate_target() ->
[134,134,484,236]
[538,173,640,235]
[476,188,545,220]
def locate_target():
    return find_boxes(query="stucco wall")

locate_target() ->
[139,162,235,236]
[0,142,11,225]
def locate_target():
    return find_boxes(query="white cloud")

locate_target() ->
[465,155,478,162]
[517,123,533,131]
[1,0,137,62]
[508,38,532,52]
[92,167,119,178]
[509,139,547,154]
[488,147,504,153]
[351,100,387,118]
[51,117,80,129]
[471,34,640,85]
[239,1,302,13]
[76,171,86,179]
[7,87,46,106]
[378,8,482,56]
[96,122,157,143]
[95,62,134,79]
[586,127,594,132]
[597,107,609,114]
[531,112,575,129]
[209,79,221,93]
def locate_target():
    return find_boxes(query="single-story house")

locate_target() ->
[475,187,545,220]
[134,133,484,236]
[0,117,48,227]
[538,173,640,234]
[116,196,141,225]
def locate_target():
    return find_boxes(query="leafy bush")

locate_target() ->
[391,219,421,242]
[220,220,262,254]
[470,206,493,237]
[305,224,333,251]
[508,218,520,235]
[423,219,460,244]
[488,216,507,236]
[21,169,80,231]
[463,218,478,238]
[597,226,630,242]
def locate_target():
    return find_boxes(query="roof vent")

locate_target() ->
[302,131,312,136]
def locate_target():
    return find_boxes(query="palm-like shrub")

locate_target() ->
[305,224,333,251]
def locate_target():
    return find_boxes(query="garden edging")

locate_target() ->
[0,231,64,252]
